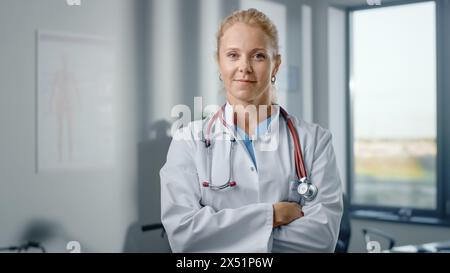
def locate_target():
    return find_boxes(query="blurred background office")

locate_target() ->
[1,0,450,253]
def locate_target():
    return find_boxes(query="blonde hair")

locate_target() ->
[216,8,280,59]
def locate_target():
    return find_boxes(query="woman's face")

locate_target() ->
[218,22,281,105]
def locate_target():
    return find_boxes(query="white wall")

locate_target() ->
[0,0,141,252]
[328,6,347,190]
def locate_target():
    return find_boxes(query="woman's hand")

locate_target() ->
[272,202,304,228]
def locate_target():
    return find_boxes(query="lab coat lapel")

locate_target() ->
[253,112,295,203]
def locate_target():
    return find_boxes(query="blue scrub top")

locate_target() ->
[233,116,272,170]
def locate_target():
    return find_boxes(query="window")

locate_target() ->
[349,1,437,211]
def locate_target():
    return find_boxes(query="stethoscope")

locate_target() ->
[200,104,318,202]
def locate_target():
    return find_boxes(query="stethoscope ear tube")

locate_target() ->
[202,136,238,191]
[202,180,237,190]
[202,107,238,190]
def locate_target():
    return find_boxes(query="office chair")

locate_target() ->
[142,223,166,237]
[0,241,46,253]
[335,193,351,253]
[141,223,171,252]
[362,227,396,251]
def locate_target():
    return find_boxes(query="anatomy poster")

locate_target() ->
[37,30,116,172]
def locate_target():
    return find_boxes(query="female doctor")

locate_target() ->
[160,8,343,253]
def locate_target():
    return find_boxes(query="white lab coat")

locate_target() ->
[160,103,343,253]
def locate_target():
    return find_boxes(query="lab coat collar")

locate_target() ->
[223,101,280,141]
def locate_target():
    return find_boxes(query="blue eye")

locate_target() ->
[254,53,266,61]
[227,52,238,59]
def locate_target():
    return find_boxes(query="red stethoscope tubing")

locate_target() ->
[280,107,307,180]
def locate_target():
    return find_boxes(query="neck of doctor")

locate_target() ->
[226,92,273,137]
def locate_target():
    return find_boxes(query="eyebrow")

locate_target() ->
[224,48,268,52]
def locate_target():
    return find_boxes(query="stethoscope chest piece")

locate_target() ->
[297,177,318,202]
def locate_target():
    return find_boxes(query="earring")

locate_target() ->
[271,75,276,84]
[219,74,223,82]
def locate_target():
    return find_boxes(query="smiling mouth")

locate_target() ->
[235,80,257,83]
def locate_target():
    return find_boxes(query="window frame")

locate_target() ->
[345,0,450,225]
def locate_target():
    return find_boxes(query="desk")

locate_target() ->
[388,240,450,253]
